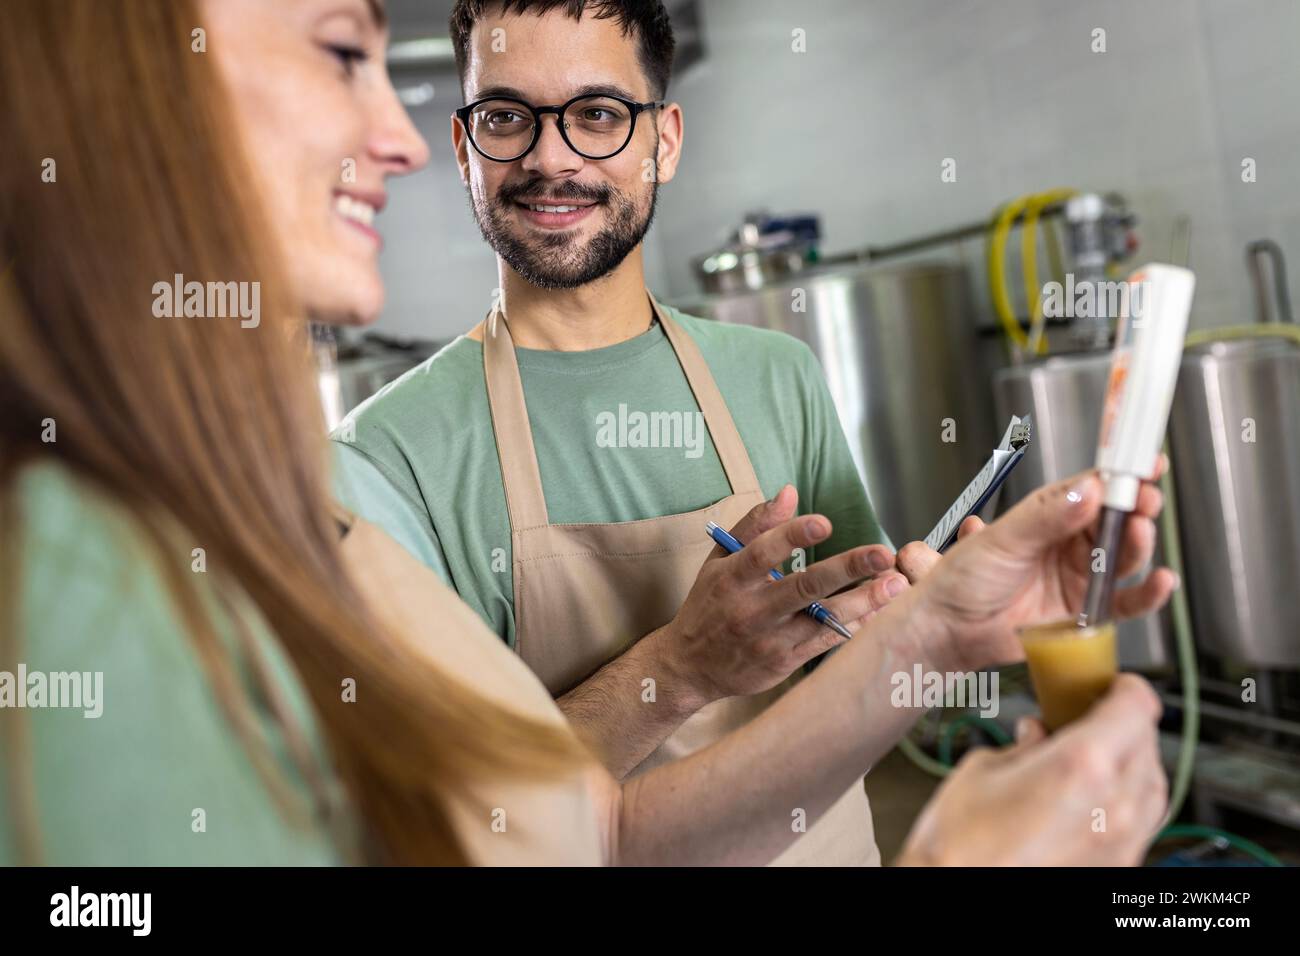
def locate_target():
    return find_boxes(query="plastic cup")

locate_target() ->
[1019,620,1118,731]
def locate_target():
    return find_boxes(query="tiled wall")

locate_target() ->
[654,0,1300,330]
[373,0,1298,339]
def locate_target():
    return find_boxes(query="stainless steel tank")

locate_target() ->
[993,353,1172,671]
[679,262,993,545]
[1168,335,1300,668]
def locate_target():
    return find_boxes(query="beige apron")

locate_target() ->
[338,512,604,866]
[482,295,879,866]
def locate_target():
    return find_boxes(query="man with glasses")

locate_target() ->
[333,0,906,865]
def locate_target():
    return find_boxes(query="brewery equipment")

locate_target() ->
[680,261,994,546]
[1168,333,1300,668]
[993,353,1171,670]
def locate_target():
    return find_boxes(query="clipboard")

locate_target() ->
[923,414,1033,553]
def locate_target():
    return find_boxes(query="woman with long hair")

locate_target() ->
[0,0,1173,866]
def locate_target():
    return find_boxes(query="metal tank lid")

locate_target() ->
[991,347,1114,381]
[1183,331,1300,359]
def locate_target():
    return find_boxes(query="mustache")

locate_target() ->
[497,179,612,205]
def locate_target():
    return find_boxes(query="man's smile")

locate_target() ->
[513,198,599,229]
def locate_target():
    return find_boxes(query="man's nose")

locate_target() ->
[520,114,583,179]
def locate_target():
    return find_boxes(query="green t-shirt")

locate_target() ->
[0,461,345,865]
[331,307,889,649]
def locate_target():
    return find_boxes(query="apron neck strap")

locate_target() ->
[482,294,763,532]
[482,305,551,530]
[650,297,762,497]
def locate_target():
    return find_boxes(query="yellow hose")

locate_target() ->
[988,197,1030,351]
[1044,218,1067,288]
[988,188,1077,356]
[1023,190,1077,353]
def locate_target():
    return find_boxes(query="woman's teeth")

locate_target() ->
[335,194,376,227]
[525,203,586,213]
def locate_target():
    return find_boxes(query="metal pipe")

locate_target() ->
[1078,507,1125,628]
[825,202,1071,264]
[1246,239,1294,325]
[1158,690,1300,739]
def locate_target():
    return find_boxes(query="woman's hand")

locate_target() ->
[897,674,1168,866]
[910,464,1178,673]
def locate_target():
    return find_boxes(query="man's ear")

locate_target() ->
[652,101,683,185]
[450,115,471,184]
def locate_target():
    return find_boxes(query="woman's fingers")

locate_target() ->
[1014,716,1048,746]
[1112,566,1179,620]
[897,541,941,582]
[1133,480,1164,520]
[984,471,1104,560]
[1115,514,1158,579]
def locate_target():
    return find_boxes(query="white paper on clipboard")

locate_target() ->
[923,414,1033,552]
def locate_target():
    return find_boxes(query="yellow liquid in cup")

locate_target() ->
[1019,620,1118,731]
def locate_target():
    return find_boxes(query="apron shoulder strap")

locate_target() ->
[482,296,765,532]
[482,307,551,530]
[652,298,763,497]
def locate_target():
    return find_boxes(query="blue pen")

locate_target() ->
[705,520,853,641]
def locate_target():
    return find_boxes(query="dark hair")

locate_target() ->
[450,0,675,99]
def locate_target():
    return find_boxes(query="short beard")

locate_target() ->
[470,173,658,291]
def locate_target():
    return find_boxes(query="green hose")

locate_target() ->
[896,708,1014,779]
[1159,438,1199,826]
[1155,824,1284,867]
[897,734,951,778]
[937,714,1012,767]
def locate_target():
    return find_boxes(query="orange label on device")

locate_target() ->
[1098,353,1129,449]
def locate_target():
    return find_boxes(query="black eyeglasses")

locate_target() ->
[454,93,663,163]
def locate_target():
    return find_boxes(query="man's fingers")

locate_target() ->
[862,544,898,575]
[713,485,799,559]
[734,511,833,580]
[957,515,985,540]
[764,544,881,614]
[789,623,849,663]
[786,572,909,660]
[821,571,909,623]
[1112,566,1178,620]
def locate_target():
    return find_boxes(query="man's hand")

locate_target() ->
[909,464,1177,673]
[661,484,909,705]
[897,674,1168,866]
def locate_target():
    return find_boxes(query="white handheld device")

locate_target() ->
[1079,263,1195,627]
